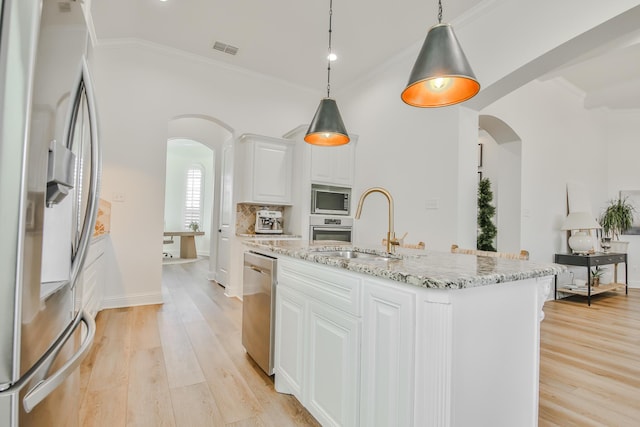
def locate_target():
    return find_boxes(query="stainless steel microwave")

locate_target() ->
[311,185,351,215]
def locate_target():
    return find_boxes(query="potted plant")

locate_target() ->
[591,266,606,287]
[188,221,200,232]
[599,195,635,253]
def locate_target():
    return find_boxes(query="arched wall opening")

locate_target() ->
[166,115,234,279]
[478,115,523,253]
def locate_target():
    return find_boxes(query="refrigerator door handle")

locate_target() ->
[22,310,96,413]
[69,57,102,287]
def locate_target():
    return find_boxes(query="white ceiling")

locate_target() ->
[88,0,640,110]
[88,0,480,91]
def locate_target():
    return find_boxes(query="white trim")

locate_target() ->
[628,280,640,288]
[100,291,164,310]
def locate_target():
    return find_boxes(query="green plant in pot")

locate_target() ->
[591,266,606,287]
[599,195,635,253]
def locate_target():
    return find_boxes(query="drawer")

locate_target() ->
[278,257,362,316]
[555,253,626,266]
[591,254,626,265]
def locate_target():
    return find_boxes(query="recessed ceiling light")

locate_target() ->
[327,53,337,61]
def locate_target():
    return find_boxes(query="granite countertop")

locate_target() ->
[237,233,302,239]
[243,239,565,290]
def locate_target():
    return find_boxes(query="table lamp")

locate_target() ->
[561,212,601,254]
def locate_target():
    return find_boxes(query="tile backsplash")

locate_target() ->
[93,198,111,237]
[236,203,285,234]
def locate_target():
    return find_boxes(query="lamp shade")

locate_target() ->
[304,98,350,146]
[561,212,601,231]
[401,23,480,108]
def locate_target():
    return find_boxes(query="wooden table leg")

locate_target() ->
[180,235,198,258]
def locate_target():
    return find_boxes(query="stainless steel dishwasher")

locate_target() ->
[242,251,277,375]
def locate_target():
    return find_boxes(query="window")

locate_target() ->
[184,164,204,230]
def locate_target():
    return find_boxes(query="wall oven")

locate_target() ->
[311,184,351,216]
[310,216,353,243]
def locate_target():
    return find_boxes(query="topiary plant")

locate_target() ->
[477,178,497,251]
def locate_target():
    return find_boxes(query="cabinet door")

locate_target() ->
[252,140,292,204]
[331,143,355,186]
[361,283,416,426]
[274,286,306,398]
[310,145,333,184]
[306,301,360,427]
[310,143,354,186]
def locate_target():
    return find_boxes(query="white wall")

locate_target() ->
[91,42,317,308]
[482,85,640,286]
[341,58,478,250]
[606,110,640,286]
[481,78,608,261]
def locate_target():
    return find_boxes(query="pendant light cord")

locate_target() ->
[326,0,333,98]
[437,0,443,24]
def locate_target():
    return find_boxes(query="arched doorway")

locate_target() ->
[166,115,234,284]
[478,115,523,253]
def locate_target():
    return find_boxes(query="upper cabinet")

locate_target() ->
[310,138,357,187]
[237,134,294,205]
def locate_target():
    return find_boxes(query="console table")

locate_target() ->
[554,252,628,305]
[164,231,204,259]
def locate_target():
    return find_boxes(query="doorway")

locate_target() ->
[165,115,234,285]
[164,139,214,259]
[478,115,523,253]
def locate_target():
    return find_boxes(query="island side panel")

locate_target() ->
[414,290,454,427]
[446,277,550,427]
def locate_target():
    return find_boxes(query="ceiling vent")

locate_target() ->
[213,41,239,56]
[58,1,72,13]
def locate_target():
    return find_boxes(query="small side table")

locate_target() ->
[554,252,628,306]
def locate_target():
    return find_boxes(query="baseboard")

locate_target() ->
[100,291,164,310]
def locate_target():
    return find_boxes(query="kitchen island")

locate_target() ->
[243,240,564,427]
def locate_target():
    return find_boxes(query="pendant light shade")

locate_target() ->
[304,98,349,146]
[304,0,350,146]
[401,3,480,108]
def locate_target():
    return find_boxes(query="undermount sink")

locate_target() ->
[316,250,392,261]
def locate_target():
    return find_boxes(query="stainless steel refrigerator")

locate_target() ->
[0,0,101,425]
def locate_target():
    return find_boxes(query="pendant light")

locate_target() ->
[401,0,480,108]
[304,0,350,146]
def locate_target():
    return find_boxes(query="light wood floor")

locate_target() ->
[79,259,320,427]
[539,289,640,426]
[80,259,640,426]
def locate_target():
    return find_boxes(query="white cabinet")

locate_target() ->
[310,140,356,186]
[274,285,306,398]
[81,237,107,319]
[360,281,416,427]
[238,134,294,205]
[307,301,360,426]
[274,257,362,426]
